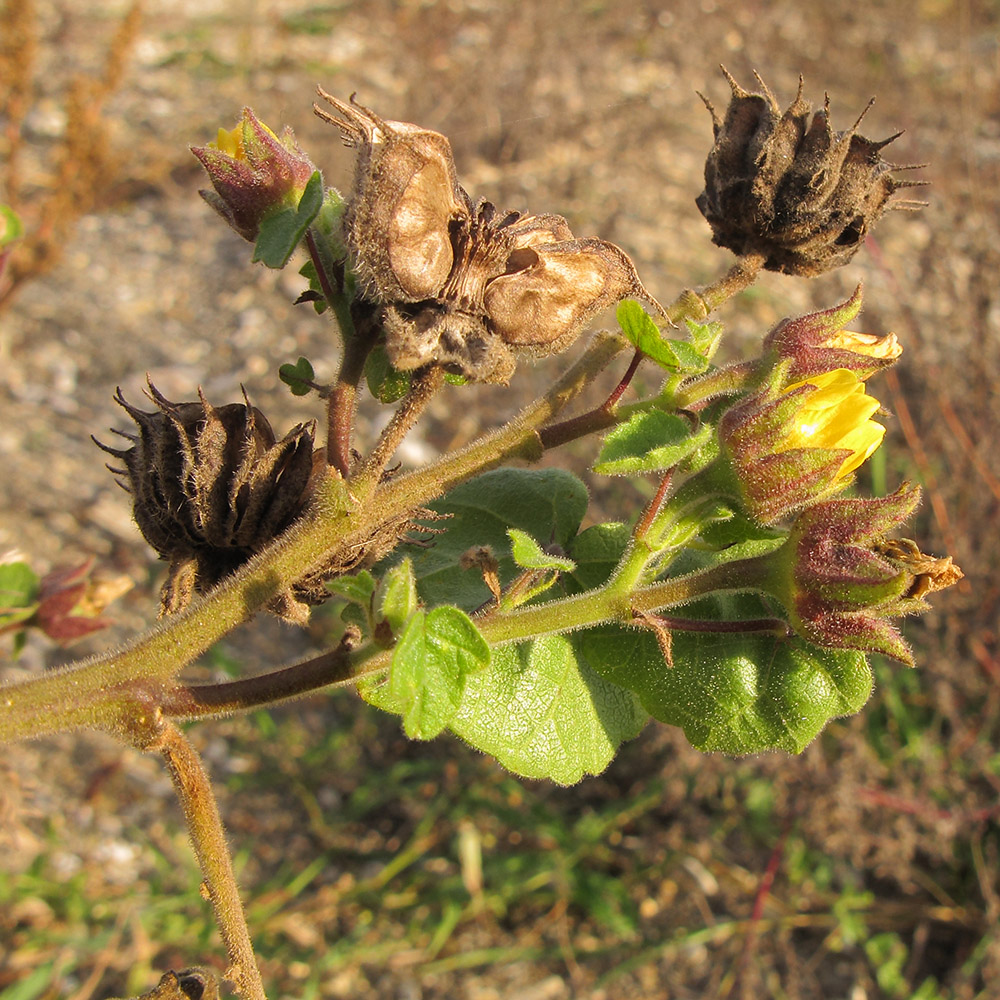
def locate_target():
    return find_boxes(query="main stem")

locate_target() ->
[157,722,266,1000]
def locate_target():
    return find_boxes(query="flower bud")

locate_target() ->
[696,70,926,276]
[192,109,317,242]
[96,384,320,619]
[33,559,133,644]
[765,487,962,664]
[721,366,886,524]
[762,286,902,382]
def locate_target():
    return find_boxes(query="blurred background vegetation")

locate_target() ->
[1,0,998,997]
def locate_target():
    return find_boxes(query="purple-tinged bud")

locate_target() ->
[762,286,902,382]
[766,487,962,665]
[32,559,132,644]
[192,109,317,242]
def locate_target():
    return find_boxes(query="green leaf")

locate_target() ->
[0,204,24,249]
[616,300,709,374]
[396,468,589,612]
[449,634,648,784]
[297,261,329,314]
[594,410,713,476]
[326,569,376,605]
[365,344,412,403]
[389,607,491,740]
[278,356,316,396]
[685,318,723,358]
[0,560,40,633]
[377,558,418,633]
[252,170,323,268]
[507,529,576,572]
[565,522,630,592]
[577,623,872,754]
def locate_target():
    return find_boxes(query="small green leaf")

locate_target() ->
[392,468,589,611]
[252,170,323,268]
[297,261,329,314]
[326,569,376,605]
[685,318,723,358]
[377,558,418,633]
[0,560,40,645]
[278,356,317,396]
[365,345,412,403]
[444,373,467,386]
[566,522,630,592]
[507,529,576,572]
[616,300,709,374]
[594,411,713,475]
[449,634,647,784]
[0,204,24,249]
[389,607,490,740]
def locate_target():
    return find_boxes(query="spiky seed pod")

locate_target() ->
[696,70,927,276]
[96,384,320,620]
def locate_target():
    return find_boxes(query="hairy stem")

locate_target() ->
[159,641,363,720]
[664,252,766,323]
[474,554,774,645]
[146,547,778,726]
[326,334,372,476]
[157,722,266,1000]
[358,365,445,483]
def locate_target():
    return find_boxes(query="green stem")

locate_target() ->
[539,254,765,452]
[142,550,777,726]
[608,461,739,594]
[663,252,766,324]
[476,553,775,645]
[673,360,757,409]
[157,722,267,1000]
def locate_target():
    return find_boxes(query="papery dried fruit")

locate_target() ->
[96,383,320,620]
[316,90,655,382]
[696,70,926,276]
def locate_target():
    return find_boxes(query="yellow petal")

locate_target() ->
[780,368,885,478]
[211,125,245,159]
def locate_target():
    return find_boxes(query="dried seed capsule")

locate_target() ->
[96,384,319,619]
[316,90,655,382]
[696,70,927,276]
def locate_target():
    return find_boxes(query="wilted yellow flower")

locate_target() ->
[821,329,902,361]
[779,369,885,478]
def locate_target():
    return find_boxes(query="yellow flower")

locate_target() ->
[779,369,885,478]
